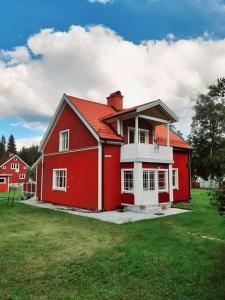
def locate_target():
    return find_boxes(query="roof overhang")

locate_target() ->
[103,99,179,124]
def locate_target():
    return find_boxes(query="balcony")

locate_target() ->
[120,143,173,163]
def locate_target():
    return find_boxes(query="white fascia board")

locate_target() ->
[64,95,100,142]
[138,114,169,124]
[31,155,42,170]
[136,99,179,122]
[39,94,100,152]
[0,155,29,168]
[39,94,66,152]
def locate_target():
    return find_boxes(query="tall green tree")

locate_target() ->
[0,135,6,162]
[18,145,41,167]
[7,134,17,155]
[189,78,225,179]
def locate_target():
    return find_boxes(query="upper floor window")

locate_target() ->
[59,130,69,152]
[11,163,19,170]
[128,128,148,144]
[122,169,134,192]
[19,174,25,179]
[14,157,17,161]
[172,169,179,189]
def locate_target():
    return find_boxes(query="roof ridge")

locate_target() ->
[67,95,117,109]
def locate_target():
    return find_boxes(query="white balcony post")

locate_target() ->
[120,120,123,136]
[168,164,174,203]
[167,123,170,147]
[135,116,139,144]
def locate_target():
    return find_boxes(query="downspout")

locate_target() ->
[188,150,192,201]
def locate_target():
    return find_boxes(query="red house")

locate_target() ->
[34,92,192,211]
[0,154,29,185]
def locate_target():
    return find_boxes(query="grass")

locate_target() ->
[0,189,224,300]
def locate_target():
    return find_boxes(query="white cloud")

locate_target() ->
[88,0,113,4]
[1,25,225,138]
[16,136,42,150]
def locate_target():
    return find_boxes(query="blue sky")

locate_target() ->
[1,0,225,147]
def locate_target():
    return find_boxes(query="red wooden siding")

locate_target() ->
[173,151,190,202]
[0,177,9,192]
[41,150,98,210]
[103,145,122,210]
[44,103,98,154]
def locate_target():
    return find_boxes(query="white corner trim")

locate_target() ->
[98,143,102,211]
[40,156,44,200]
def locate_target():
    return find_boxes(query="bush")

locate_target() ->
[209,180,225,215]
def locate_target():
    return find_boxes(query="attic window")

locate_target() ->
[59,130,69,152]
[14,157,17,161]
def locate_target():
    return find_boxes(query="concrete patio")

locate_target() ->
[20,198,190,224]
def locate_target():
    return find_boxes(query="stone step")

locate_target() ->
[121,202,171,214]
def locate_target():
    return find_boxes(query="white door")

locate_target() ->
[135,169,158,205]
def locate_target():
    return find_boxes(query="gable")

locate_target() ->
[44,103,98,154]
[0,155,29,169]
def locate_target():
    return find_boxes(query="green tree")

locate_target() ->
[18,145,41,167]
[189,78,225,179]
[7,134,17,155]
[0,135,6,162]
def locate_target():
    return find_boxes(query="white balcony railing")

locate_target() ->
[120,143,173,163]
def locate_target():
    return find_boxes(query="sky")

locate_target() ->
[1,0,225,149]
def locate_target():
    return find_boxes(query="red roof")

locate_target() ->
[67,96,123,141]
[155,125,192,149]
[67,95,191,149]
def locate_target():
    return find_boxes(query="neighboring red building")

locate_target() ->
[33,91,192,211]
[0,154,29,185]
[0,174,11,192]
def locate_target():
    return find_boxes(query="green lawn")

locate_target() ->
[0,189,224,300]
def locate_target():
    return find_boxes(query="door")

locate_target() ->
[135,169,158,205]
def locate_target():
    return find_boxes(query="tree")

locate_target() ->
[189,78,225,179]
[18,145,41,167]
[7,134,17,155]
[0,135,6,162]
[170,124,184,138]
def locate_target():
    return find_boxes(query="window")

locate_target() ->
[122,170,133,192]
[24,166,27,169]
[3,166,6,169]
[143,170,155,191]
[172,169,179,189]
[128,128,148,144]
[52,169,67,191]
[20,174,25,179]
[59,130,69,152]
[11,163,19,170]
[14,157,17,161]
[0,178,6,184]
[158,170,168,192]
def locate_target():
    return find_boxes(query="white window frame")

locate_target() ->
[59,129,69,152]
[128,127,149,144]
[19,174,26,179]
[52,168,67,191]
[0,178,6,184]
[158,169,168,193]
[142,169,156,191]
[11,163,19,170]
[172,168,179,189]
[121,169,134,193]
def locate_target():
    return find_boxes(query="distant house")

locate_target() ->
[0,174,11,192]
[0,154,29,186]
[33,91,192,211]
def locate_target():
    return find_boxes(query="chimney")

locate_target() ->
[107,91,123,111]
[8,153,14,158]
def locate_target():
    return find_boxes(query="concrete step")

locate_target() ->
[121,202,171,214]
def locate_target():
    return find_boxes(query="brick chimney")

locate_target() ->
[107,91,123,111]
[8,153,14,158]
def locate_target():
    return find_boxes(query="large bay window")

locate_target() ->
[143,170,155,191]
[52,169,67,191]
[122,170,134,192]
[158,170,168,192]
[128,128,148,144]
[172,169,179,189]
[59,130,69,152]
